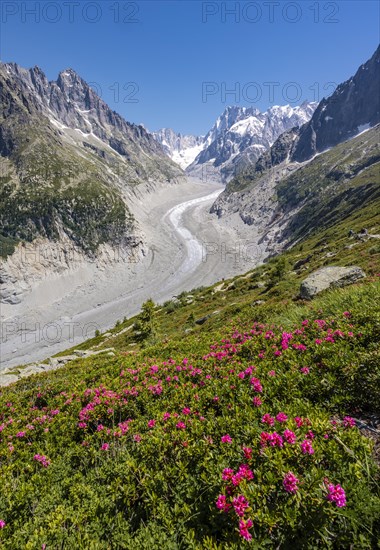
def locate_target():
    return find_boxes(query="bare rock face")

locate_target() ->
[293,45,380,162]
[186,102,316,182]
[0,62,185,303]
[299,266,366,299]
[0,236,143,304]
[212,46,380,220]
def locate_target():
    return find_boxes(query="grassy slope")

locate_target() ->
[276,127,380,243]
[0,197,379,547]
[0,117,133,257]
[219,127,380,249]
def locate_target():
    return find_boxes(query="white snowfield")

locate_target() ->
[0,178,265,371]
[170,143,205,169]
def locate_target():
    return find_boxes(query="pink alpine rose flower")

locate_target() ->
[276,412,288,423]
[216,494,231,513]
[232,495,249,517]
[300,439,315,455]
[222,468,234,482]
[243,446,253,460]
[283,429,296,444]
[343,416,356,428]
[326,483,346,507]
[283,471,299,493]
[239,518,253,541]
[250,377,263,393]
[262,413,275,426]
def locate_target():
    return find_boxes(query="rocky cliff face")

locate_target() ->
[186,102,316,182]
[211,125,380,256]
[1,63,182,175]
[0,62,184,303]
[293,45,380,162]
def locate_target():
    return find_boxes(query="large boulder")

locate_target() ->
[300,266,366,300]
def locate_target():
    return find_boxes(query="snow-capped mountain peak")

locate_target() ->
[193,102,317,181]
[153,102,317,180]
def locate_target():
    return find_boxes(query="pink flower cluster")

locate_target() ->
[300,439,315,455]
[283,471,299,493]
[243,446,253,460]
[343,416,356,428]
[250,377,263,393]
[216,494,231,513]
[281,332,293,350]
[326,483,346,507]
[260,431,283,448]
[262,413,275,426]
[283,429,296,444]
[33,454,50,467]
[218,464,254,540]
[232,494,250,517]
[222,464,254,486]
[239,518,253,541]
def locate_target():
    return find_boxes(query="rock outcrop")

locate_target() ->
[293,45,380,162]
[299,266,366,300]
[0,348,116,387]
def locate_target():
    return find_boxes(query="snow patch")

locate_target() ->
[171,143,205,169]
[357,123,370,135]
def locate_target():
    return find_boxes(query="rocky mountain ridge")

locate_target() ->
[1,63,182,180]
[0,62,183,303]
[211,124,380,257]
[153,102,317,182]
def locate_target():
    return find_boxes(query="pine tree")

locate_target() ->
[134,298,157,343]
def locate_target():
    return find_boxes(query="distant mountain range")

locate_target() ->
[211,45,380,254]
[153,102,317,181]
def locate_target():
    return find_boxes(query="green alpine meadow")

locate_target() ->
[1,208,379,547]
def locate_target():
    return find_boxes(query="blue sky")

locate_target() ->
[1,1,379,135]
